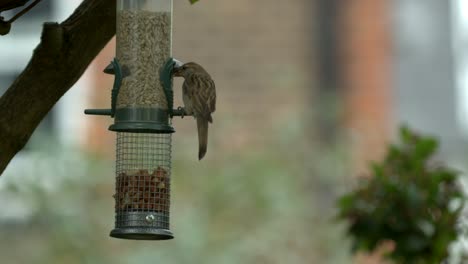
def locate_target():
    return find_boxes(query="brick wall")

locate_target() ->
[339,0,392,174]
[84,40,116,157]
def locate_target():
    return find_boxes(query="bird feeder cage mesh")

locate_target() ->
[114,133,172,231]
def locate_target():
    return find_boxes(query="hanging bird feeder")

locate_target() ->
[85,0,185,240]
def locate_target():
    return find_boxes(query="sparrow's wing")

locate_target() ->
[207,78,216,113]
[189,73,216,122]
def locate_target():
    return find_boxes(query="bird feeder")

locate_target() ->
[85,0,184,240]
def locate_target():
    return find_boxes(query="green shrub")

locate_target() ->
[337,126,464,264]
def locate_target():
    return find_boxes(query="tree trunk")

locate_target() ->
[0,0,116,175]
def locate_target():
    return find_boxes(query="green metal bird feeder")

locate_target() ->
[85,0,184,240]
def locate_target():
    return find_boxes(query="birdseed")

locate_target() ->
[115,167,169,212]
[116,10,171,109]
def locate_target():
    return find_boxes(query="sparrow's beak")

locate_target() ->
[173,66,182,77]
[172,59,184,77]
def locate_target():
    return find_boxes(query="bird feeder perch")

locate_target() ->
[85,0,184,240]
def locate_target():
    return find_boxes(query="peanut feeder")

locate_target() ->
[85,0,184,240]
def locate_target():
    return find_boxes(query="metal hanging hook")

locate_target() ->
[160,57,192,118]
[84,58,124,117]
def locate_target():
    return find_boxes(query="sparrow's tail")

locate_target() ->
[197,117,209,160]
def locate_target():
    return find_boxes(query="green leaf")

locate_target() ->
[405,183,424,208]
[433,170,456,184]
[414,137,438,161]
[371,162,384,178]
[400,125,413,144]
[404,234,429,252]
[338,194,354,211]
[189,0,199,4]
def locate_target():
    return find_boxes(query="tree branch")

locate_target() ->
[0,0,29,12]
[7,0,42,24]
[0,0,115,175]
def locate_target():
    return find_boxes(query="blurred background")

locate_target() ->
[1,0,468,263]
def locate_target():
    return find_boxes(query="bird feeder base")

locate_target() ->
[110,211,173,240]
[110,227,173,240]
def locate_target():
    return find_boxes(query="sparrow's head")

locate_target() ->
[173,62,208,78]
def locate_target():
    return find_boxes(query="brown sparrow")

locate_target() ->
[173,62,216,160]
